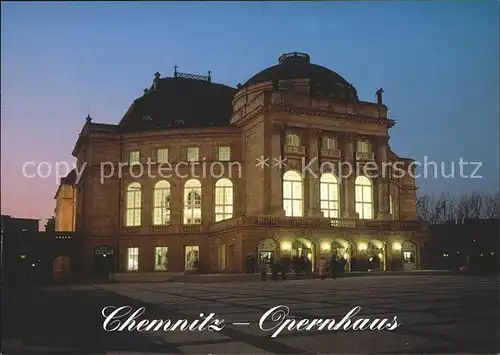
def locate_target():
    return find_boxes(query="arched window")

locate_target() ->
[126,182,141,226]
[320,173,339,218]
[283,171,303,217]
[153,180,171,225]
[357,140,370,153]
[355,176,373,219]
[215,178,233,222]
[286,134,300,147]
[184,179,202,224]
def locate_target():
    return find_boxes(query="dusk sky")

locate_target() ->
[1,2,499,223]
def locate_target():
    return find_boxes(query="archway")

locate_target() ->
[366,239,386,271]
[292,237,315,273]
[258,238,278,267]
[94,246,115,276]
[331,238,353,272]
[53,256,71,280]
[401,241,418,271]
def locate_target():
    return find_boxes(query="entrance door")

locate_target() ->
[292,239,314,272]
[53,256,71,280]
[259,250,274,266]
[185,246,199,270]
[94,246,115,276]
[403,251,416,271]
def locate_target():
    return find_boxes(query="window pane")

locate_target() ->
[355,202,362,217]
[292,182,302,198]
[157,148,168,163]
[283,181,292,198]
[218,146,231,161]
[320,183,328,199]
[355,186,362,202]
[363,186,372,202]
[363,204,372,219]
[187,147,199,161]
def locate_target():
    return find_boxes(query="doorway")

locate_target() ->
[94,246,115,276]
[185,246,199,270]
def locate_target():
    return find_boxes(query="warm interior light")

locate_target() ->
[281,241,292,251]
[393,242,402,252]
[358,242,367,251]
[321,242,331,252]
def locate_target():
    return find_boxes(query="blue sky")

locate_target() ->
[1,1,499,220]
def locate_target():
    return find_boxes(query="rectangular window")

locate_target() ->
[155,246,168,271]
[129,151,140,164]
[187,147,199,162]
[357,141,369,153]
[322,137,336,149]
[157,148,169,164]
[126,184,142,226]
[218,146,231,161]
[127,247,139,271]
[286,134,300,146]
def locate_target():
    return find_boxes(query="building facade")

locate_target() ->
[61,52,428,276]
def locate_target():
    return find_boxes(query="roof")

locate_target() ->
[60,169,77,185]
[119,74,237,131]
[243,52,359,102]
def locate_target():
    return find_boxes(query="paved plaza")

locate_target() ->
[64,276,500,353]
[4,275,499,354]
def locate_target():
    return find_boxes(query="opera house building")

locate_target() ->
[56,52,428,278]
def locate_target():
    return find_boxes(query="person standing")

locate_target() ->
[330,254,338,280]
[317,257,328,280]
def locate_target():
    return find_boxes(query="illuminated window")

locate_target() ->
[153,180,171,225]
[286,134,300,147]
[215,178,233,222]
[156,148,169,164]
[320,173,339,218]
[357,141,369,153]
[322,137,336,149]
[129,151,140,164]
[125,182,141,226]
[187,147,199,162]
[184,179,201,224]
[218,146,231,161]
[155,246,168,271]
[283,171,303,217]
[355,176,373,219]
[389,193,394,216]
[127,247,139,271]
[185,246,199,270]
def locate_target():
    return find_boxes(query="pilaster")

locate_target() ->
[342,133,359,218]
[269,123,286,216]
[376,136,391,220]
[307,130,322,217]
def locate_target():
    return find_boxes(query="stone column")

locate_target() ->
[376,136,391,220]
[308,130,322,217]
[342,133,359,218]
[269,123,286,216]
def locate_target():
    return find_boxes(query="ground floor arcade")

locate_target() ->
[76,227,426,277]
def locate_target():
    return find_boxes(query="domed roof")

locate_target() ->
[119,74,236,131]
[244,52,358,101]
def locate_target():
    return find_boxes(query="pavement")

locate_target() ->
[2,275,499,354]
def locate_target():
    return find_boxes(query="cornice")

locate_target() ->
[272,106,394,127]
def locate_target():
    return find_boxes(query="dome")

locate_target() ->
[244,52,358,101]
[119,75,237,131]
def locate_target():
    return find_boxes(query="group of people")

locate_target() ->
[256,253,348,282]
[317,254,347,280]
